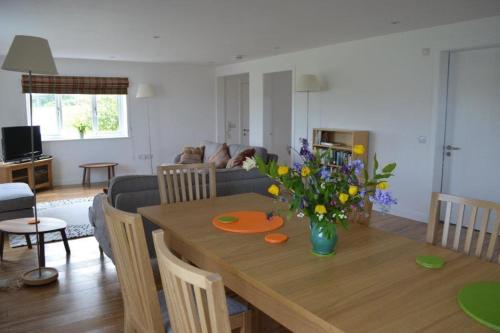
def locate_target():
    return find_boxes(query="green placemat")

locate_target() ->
[416,255,444,269]
[217,216,239,224]
[458,282,500,332]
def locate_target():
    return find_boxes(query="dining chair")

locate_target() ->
[157,163,216,204]
[152,229,252,333]
[102,199,164,332]
[427,192,500,263]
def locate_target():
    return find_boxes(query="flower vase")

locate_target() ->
[309,222,337,256]
[79,132,84,139]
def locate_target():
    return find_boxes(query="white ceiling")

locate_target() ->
[1,0,500,65]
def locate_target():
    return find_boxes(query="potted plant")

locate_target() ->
[243,138,397,256]
[73,119,91,139]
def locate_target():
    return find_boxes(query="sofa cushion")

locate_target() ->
[216,168,265,183]
[226,148,255,168]
[207,143,230,168]
[179,146,204,164]
[202,141,223,163]
[0,183,34,212]
[229,144,268,162]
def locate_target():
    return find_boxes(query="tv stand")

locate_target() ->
[0,158,53,190]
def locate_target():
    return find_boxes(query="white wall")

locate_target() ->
[0,57,215,185]
[215,16,500,222]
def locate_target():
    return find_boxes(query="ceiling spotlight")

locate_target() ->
[273,46,281,50]
[234,54,245,60]
[153,35,160,39]
[391,20,400,25]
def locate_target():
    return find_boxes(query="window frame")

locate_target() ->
[26,93,129,141]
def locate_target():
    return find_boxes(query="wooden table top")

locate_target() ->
[139,193,500,333]
[0,217,67,234]
[79,162,118,168]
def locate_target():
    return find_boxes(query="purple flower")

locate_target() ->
[299,138,315,161]
[293,162,303,173]
[319,167,331,180]
[348,159,364,176]
[370,189,397,212]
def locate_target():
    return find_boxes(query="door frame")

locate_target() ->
[431,45,500,195]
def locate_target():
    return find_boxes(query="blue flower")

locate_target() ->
[370,189,397,213]
[293,162,303,173]
[319,167,331,180]
[348,159,364,176]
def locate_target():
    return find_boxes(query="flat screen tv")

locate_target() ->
[1,126,43,162]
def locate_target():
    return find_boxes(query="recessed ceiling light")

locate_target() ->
[234,54,245,60]
[153,35,160,39]
[273,46,281,50]
[391,20,400,25]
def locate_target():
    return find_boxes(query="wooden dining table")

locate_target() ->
[139,193,500,333]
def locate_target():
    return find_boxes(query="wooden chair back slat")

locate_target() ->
[452,204,465,250]
[153,229,232,333]
[464,206,478,254]
[157,163,216,204]
[102,200,164,332]
[427,192,500,263]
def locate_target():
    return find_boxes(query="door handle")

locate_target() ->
[446,145,461,151]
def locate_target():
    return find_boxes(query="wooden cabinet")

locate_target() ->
[0,158,53,190]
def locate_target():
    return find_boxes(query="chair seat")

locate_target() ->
[158,290,248,332]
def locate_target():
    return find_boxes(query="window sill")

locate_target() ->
[42,135,130,143]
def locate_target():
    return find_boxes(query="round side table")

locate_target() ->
[0,217,70,267]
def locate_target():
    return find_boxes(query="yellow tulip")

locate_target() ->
[315,205,327,215]
[267,184,280,196]
[277,165,289,176]
[338,193,349,204]
[301,166,311,177]
[377,181,389,190]
[348,185,358,196]
[353,144,365,155]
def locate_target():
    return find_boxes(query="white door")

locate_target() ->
[240,81,250,145]
[442,46,500,207]
[223,74,249,145]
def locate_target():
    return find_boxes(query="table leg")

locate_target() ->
[60,230,71,254]
[25,234,32,249]
[39,233,45,267]
[86,168,91,186]
[112,166,115,177]
[107,166,111,181]
[0,231,4,261]
[82,168,87,186]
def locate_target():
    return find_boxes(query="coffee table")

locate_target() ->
[0,217,70,267]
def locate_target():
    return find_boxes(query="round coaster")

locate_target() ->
[265,233,288,244]
[217,216,238,223]
[416,255,444,269]
[458,282,500,331]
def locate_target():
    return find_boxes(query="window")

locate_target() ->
[28,93,128,140]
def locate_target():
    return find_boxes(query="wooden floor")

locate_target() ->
[0,185,431,333]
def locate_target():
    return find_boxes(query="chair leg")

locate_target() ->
[242,309,253,333]
[99,246,104,256]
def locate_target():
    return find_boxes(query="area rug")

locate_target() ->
[9,197,95,248]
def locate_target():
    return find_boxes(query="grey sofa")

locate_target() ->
[89,142,277,261]
[0,183,34,221]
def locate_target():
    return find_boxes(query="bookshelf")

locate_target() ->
[312,128,369,168]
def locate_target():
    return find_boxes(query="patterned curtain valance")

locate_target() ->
[22,75,129,95]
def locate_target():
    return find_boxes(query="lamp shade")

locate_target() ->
[136,83,155,98]
[2,35,58,74]
[296,74,320,92]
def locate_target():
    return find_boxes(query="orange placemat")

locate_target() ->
[212,211,284,234]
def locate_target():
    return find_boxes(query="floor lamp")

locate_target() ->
[136,83,155,174]
[2,35,59,285]
[296,74,321,142]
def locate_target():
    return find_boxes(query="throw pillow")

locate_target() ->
[226,148,256,168]
[179,146,204,164]
[207,143,230,168]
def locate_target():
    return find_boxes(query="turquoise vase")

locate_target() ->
[309,222,337,256]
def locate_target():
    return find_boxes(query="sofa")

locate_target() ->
[89,141,277,260]
[0,183,34,221]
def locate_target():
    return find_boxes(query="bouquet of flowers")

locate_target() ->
[243,138,397,256]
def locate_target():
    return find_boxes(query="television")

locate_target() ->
[1,126,43,162]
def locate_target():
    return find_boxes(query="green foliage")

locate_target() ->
[97,96,119,131]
